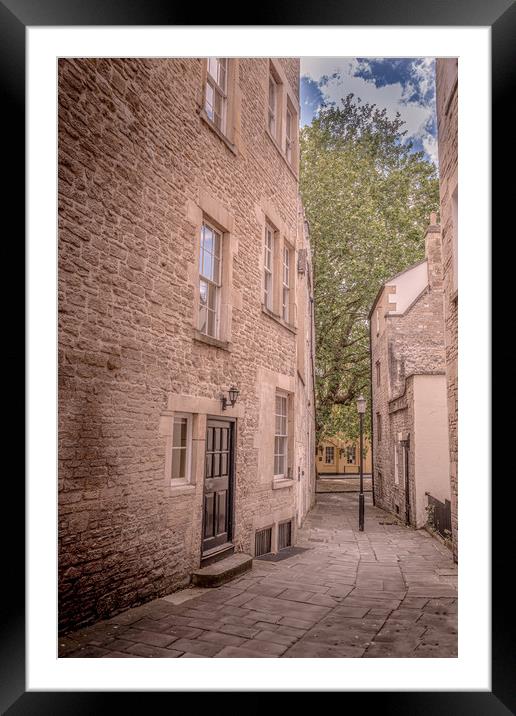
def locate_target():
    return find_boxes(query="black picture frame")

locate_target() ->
[6,0,509,711]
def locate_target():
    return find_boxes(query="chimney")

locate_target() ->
[425,212,443,290]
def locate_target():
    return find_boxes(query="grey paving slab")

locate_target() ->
[124,643,184,658]
[61,493,457,659]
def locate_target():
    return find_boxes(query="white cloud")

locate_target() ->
[300,57,437,165]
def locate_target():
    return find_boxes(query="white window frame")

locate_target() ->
[274,392,288,479]
[205,58,228,134]
[325,446,334,464]
[264,223,274,310]
[268,74,277,138]
[199,220,222,339]
[171,413,193,486]
[282,244,290,321]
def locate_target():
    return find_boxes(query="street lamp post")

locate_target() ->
[356,394,367,531]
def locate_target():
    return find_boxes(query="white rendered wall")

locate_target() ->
[388,261,428,315]
[413,374,451,528]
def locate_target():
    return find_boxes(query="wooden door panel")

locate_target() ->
[202,420,234,554]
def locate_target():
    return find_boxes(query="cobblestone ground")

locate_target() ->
[60,493,457,658]
[316,476,372,493]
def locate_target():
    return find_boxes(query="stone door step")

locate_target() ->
[200,541,234,568]
[192,552,253,588]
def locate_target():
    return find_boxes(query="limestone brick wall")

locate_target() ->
[435,58,458,562]
[370,221,447,525]
[58,57,314,632]
[294,204,317,525]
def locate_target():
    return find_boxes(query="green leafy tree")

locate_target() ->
[301,93,439,442]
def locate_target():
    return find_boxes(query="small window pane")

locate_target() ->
[264,273,272,308]
[208,58,218,80]
[207,309,216,337]
[199,305,207,334]
[173,418,187,448]
[213,256,220,284]
[202,251,214,280]
[205,82,214,119]
[215,89,222,116]
[200,280,208,306]
[206,284,215,310]
[213,231,221,259]
[172,447,186,480]
[218,61,227,91]
[203,224,213,254]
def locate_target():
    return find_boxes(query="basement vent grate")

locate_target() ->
[255,527,272,557]
[278,520,292,550]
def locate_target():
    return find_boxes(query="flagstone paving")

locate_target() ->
[60,493,457,658]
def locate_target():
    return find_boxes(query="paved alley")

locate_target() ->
[60,493,457,658]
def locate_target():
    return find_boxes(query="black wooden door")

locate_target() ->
[202,419,234,554]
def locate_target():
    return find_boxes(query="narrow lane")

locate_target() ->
[61,493,457,658]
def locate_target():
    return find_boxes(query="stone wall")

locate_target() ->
[58,58,314,632]
[435,58,458,562]
[370,220,447,527]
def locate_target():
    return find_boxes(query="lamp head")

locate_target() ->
[228,385,239,406]
[356,394,367,415]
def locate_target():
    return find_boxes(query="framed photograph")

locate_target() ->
[6,0,509,710]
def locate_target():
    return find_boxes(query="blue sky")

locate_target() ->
[300,58,437,165]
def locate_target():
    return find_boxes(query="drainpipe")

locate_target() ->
[399,433,411,525]
[369,317,376,505]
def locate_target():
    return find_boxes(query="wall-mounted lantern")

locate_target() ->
[221,385,240,411]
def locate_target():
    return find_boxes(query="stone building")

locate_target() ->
[58,57,316,632]
[369,216,451,533]
[316,435,372,476]
[435,58,458,561]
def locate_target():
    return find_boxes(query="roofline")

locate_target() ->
[367,258,428,319]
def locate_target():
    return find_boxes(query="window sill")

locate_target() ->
[264,128,299,180]
[193,329,232,352]
[200,110,238,156]
[261,304,296,335]
[272,478,295,490]
[168,483,196,497]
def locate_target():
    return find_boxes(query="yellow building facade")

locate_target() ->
[316,435,372,476]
